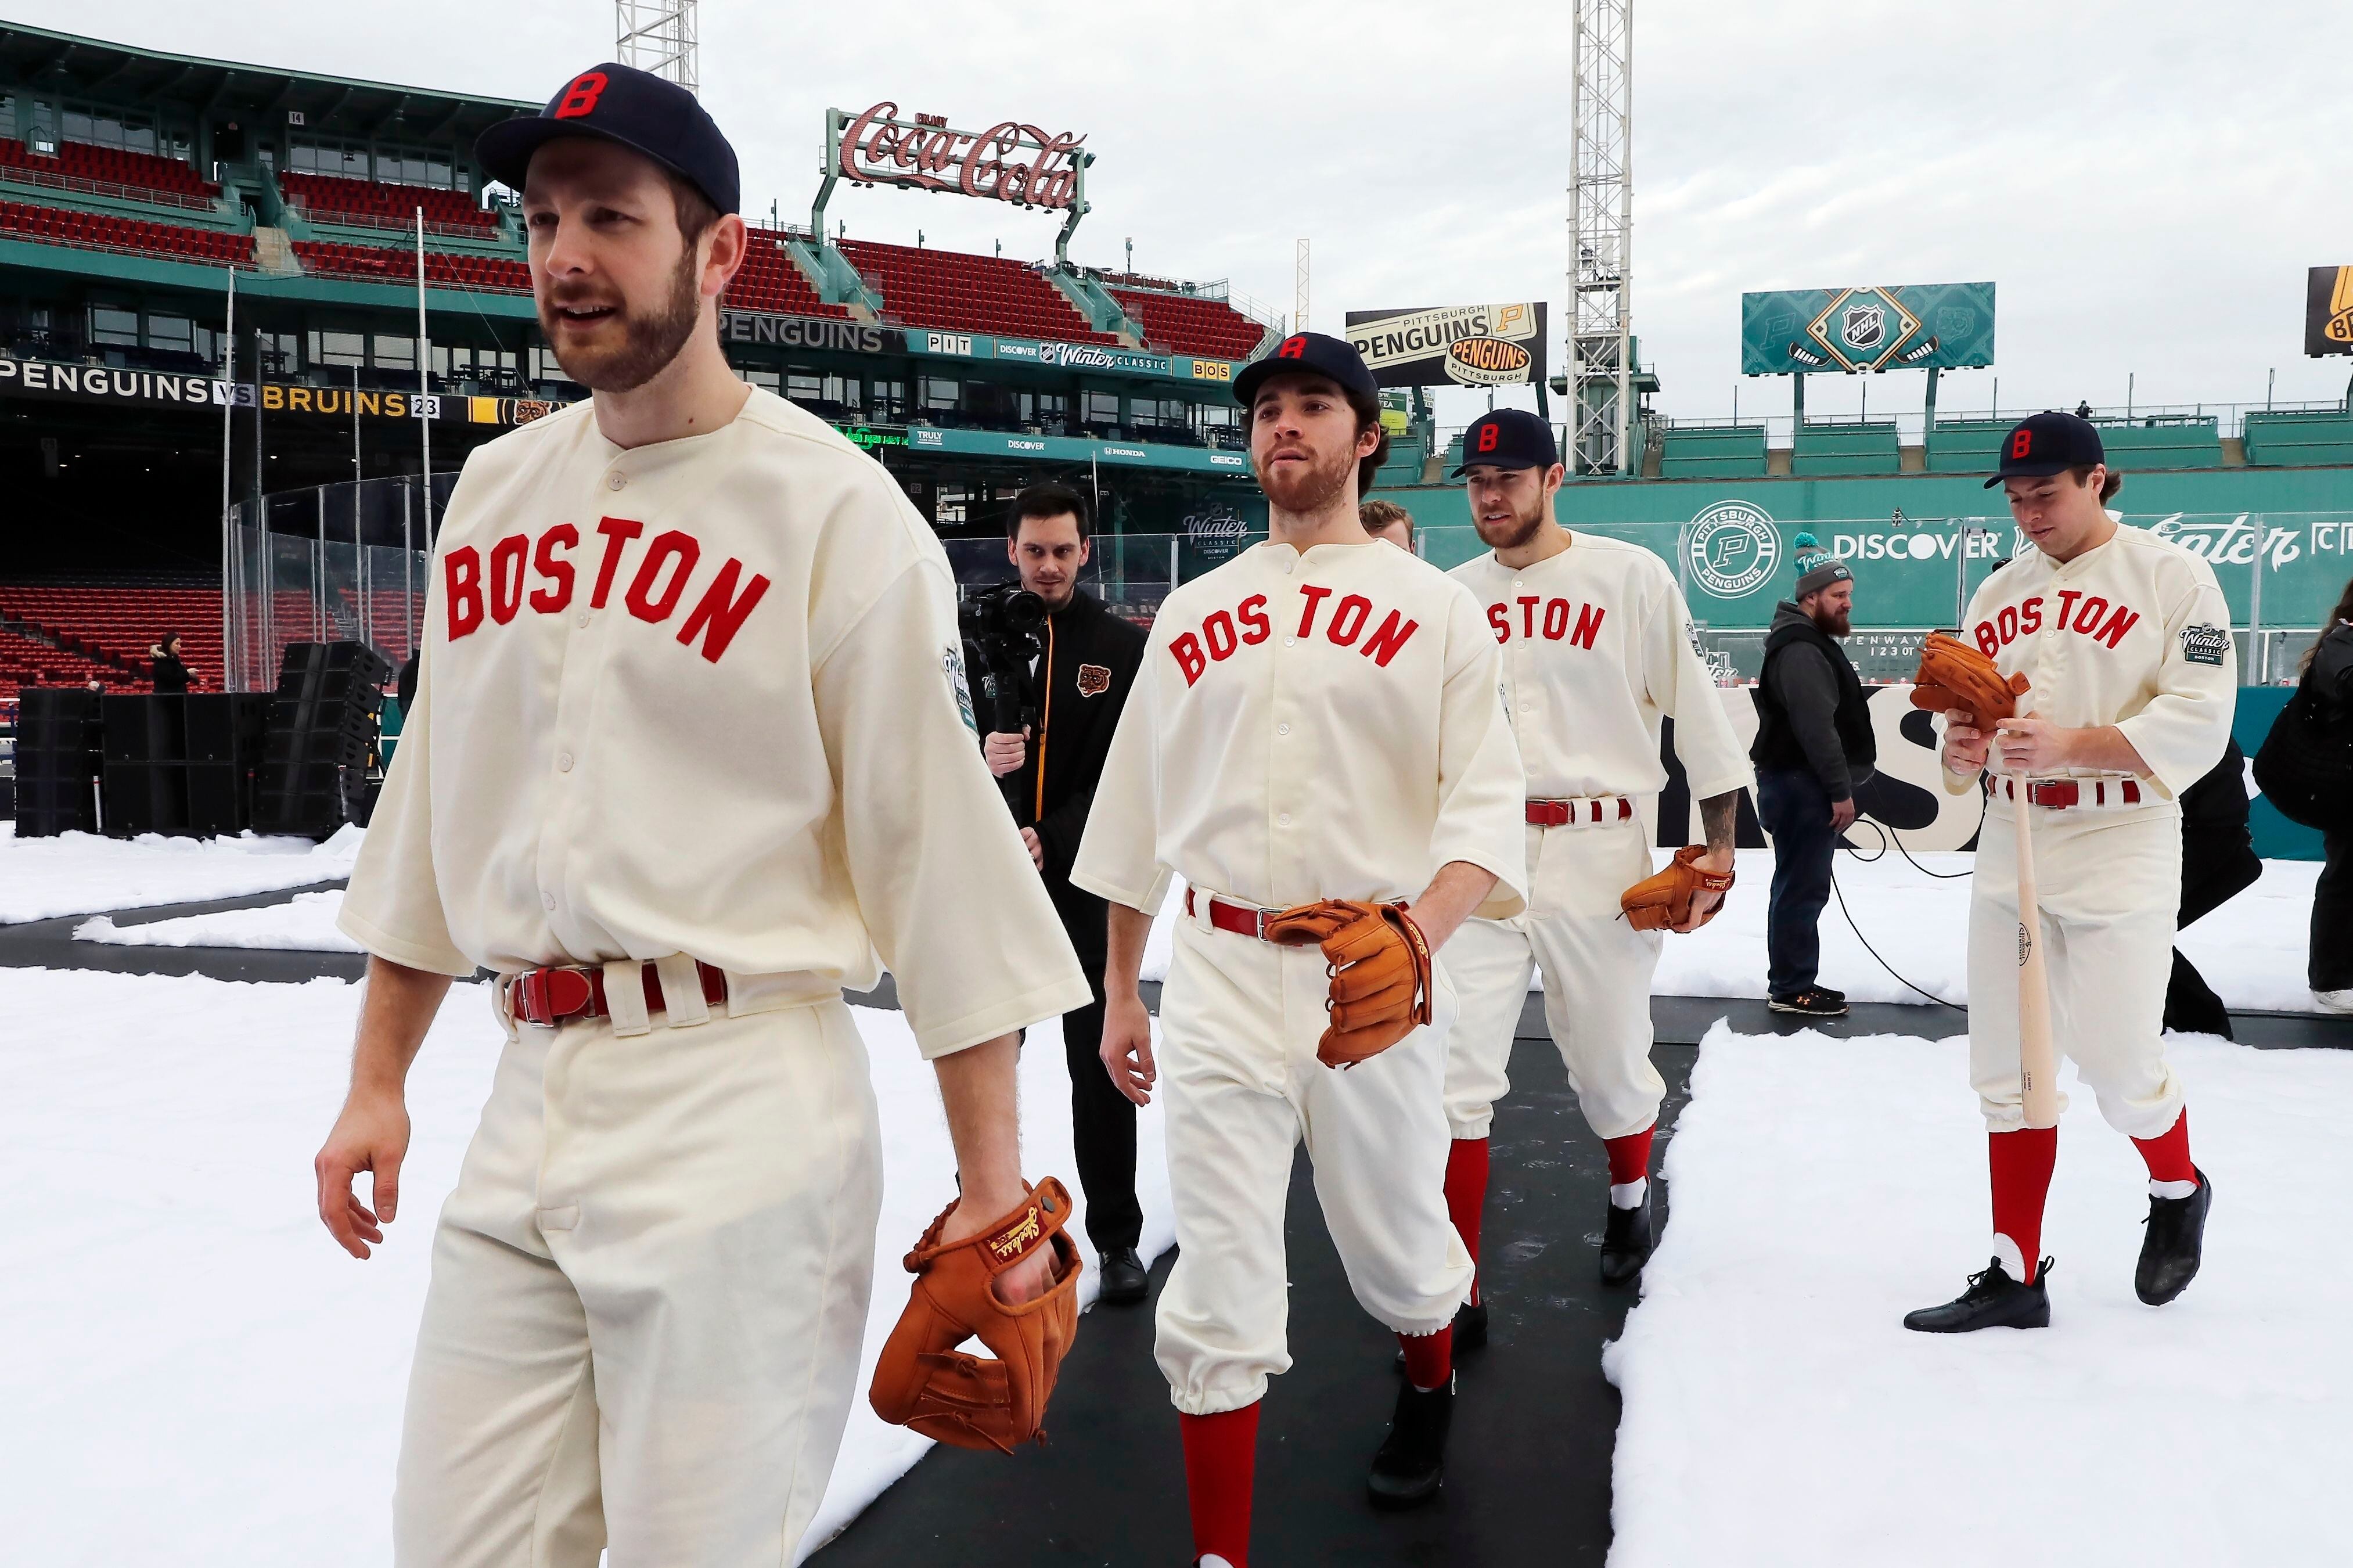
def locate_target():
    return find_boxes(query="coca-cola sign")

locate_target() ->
[834,102,1086,210]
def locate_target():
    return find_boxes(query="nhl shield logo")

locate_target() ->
[1077,663,1113,697]
[1841,303,1885,352]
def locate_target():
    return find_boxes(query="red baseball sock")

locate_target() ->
[1396,1324,1453,1391]
[2131,1108,2195,1186]
[1179,1404,1260,1568]
[1444,1138,1489,1306]
[1988,1126,2059,1284]
[1603,1123,1656,1188]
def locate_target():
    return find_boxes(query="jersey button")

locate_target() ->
[541,892,556,911]
[1282,635,1296,647]
[557,752,574,773]
[606,472,627,491]
[1278,722,1290,736]
[1277,812,1291,827]
[575,613,591,629]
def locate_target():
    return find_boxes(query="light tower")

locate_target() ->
[1568,0,1632,475]
[616,1,699,94]
[1295,238,1311,334]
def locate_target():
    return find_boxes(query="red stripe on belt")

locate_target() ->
[509,960,728,1027]
[1527,797,1633,826]
[2001,778,2143,809]
[1185,888,1274,940]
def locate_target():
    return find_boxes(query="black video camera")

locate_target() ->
[959,584,1048,816]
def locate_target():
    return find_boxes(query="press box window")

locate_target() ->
[147,315,195,355]
[89,307,139,347]
[312,331,368,368]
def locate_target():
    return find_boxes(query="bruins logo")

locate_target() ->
[1077,663,1112,697]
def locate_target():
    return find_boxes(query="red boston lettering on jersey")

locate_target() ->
[2071,595,2108,635]
[1974,591,2141,659]
[626,530,701,623]
[1542,598,1570,641]
[1519,595,1539,639]
[2020,596,2043,634]
[1237,593,1271,645]
[553,71,608,120]
[488,534,528,625]
[1360,608,1419,667]
[1487,602,1510,643]
[1327,594,1372,647]
[1171,632,1207,686]
[676,558,772,663]
[1973,620,1999,658]
[591,516,645,608]
[2053,589,2081,633]
[1570,603,1604,649]
[2094,603,2139,648]
[446,546,484,639]
[530,524,578,614]
[1296,583,1334,638]
[1204,610,1239,661]
[1996,606,2019,645]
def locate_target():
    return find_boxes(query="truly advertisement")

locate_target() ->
[1740,282,1995,375]
[902,329,1226,380]
[1344,303,1548,388]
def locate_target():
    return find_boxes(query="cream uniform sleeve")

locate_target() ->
[1431,588,1530,920]
[2116,553,2236,799]
[812,558,1093,1059]
[1070,630,1174,917]
[1644,570,1755,804]
[337,607,476,977]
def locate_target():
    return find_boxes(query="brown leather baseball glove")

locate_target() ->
[869,1177,1082,1454]
[1264,898,1434,1068]
[1910,631,2030,724]
[1620,846,1737,933]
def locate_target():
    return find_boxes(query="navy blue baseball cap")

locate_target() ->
[1451,408,1560,475]
[477,63,740,216]
[1235,331,1379,407]
[1987,410,2103,488]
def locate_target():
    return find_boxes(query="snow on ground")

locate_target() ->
[0,820,362,925]
[1141,855,2334,1012]
[1604,1023,2353,1568]
[0,966,1172,1567]
[74,889,362,951]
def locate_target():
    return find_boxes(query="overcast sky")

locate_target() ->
[21,0,2353,426]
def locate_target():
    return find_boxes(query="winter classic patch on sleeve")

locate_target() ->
[2179,623,2230,667]
[944,643,978,734]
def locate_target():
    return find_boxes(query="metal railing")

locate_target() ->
[281,195,508,242]
[0,161,219,213]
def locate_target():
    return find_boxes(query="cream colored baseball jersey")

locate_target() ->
[1950,523,2235,801]
[1070,540,1529,920]
[339,387,1092,1058]
[1949,522,2233,1139]
[1449,533,1754,804]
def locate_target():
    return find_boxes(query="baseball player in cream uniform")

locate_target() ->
[1077,333,1526,1560]
[1907,411,2232,1333]
[1441,409,1752,1309]
[309,67,1090,1565]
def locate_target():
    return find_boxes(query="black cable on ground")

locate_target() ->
[1826,807,1981,1013]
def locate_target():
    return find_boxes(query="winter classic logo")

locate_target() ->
[2180,623,2230,667]
[1686,502,1780,599]
[943,644,977,733]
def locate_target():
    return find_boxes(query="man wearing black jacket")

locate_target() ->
[983,482,1152,1301]
[1750,535,1875,1017]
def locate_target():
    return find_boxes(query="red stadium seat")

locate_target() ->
[836,239,1120,344]
[0,197,254,267]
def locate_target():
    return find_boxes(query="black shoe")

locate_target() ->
[1367,1373,1453,1509]
[1902,1257,2052,1332]
[1599,1186,1654,1286]
[2136,1168,2212,1306]
[1769,987,1849,1017]
[1392,1297,1487,1373]
[1098,1247,1149,1306]
[1815,985,1847,1003]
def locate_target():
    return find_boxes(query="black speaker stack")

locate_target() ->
[254,642,393,839]
[12,689,105,837]
[98,692,272,837]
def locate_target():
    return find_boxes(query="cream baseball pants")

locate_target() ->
[1153,909,1474,1416]
[392,988,883,1567]
[1967,804,2187,1138]
[1442,819,1666,1142]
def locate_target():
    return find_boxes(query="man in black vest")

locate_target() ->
[983,481,1153,1301]
[1750,534,1876,1017]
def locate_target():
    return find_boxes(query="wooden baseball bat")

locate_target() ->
[2005,733,2060,1130]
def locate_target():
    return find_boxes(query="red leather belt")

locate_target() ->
[508,959,729,1028]
[1527,797,1634,826]
[1185,888,1279,941]
[1999,778,2143,810]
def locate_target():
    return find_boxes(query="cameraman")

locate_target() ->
[983,482,1152,1302]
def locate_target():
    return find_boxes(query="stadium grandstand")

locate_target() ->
[0,21,1289,704]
